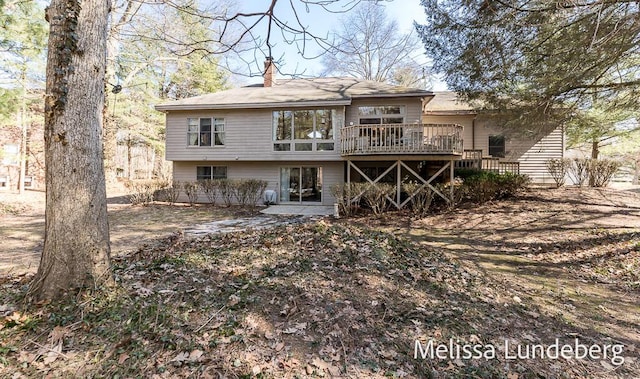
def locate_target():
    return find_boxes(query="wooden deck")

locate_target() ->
[455,149,521,174]
[340,123,463,156]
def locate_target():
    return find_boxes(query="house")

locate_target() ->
[0,121,44,191]
[424,92,565,184]
[155,59,563,207]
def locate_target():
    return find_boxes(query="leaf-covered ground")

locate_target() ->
[1,187,639,378]
[0,190,261,275]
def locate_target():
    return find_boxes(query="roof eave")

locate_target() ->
[155,99,353,111]
[351,92,433,99]
[423,110,477,116]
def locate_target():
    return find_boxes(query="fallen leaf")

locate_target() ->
[43,351,59,365]
[600,360,614,370]
[312,357,329,370]
[170,351,189,363]
[189,349,204,361]
[327,364,341,376]
[118,353,129,364]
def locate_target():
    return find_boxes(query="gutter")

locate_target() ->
[155,99,352,111]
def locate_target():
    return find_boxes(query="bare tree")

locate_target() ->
[320,1,424,85]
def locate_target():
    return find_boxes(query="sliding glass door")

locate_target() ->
[280,167,322,203]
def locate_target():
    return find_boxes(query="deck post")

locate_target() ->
[346,160,351,206]
[449,159,454,202]
[396,160,402,210]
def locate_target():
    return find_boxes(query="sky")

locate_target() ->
[234,0,446,89]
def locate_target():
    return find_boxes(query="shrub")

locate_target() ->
[361,183,395,216]
[331,182,367,217]
[199,179,219,205]
[232,179,268,207]
[458,171,529,203]
[154,180,180,205]
[546,158,571,188]
[403,183,434,216]
[217,179,234,207]
[182,181,199,205]
[244,179,268,207]
[567,158,589,186]
[125,180,157,206]
[587,159,621,187]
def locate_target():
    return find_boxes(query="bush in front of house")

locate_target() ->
[182,181,199,206]
[403,182,435,216]
[361,182,395,216]
[125,180,157,206]
[559,158,621,188]
[232,179,268,207]
[587,159,621,187]
[567,158,590,186]
[216,179,234,207]
[546,158,572,188]
[458,170,530,203]
[331,182,368,217]
[198,179,219,206]
[154,180,180,204]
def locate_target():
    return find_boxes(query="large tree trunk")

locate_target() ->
[30,0,112,300]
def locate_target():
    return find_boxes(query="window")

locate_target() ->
[188,118,225,146]
[2,144,19,165]
[357,106,405,125]
[488,135,506,158]
[196,166,227,180]
[272,109,339,151]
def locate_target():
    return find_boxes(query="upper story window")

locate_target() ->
[488,135,506,158]
[358,106,405,125]
[188,117,225,147]
[273,109,338,152]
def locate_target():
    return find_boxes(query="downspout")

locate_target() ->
[472,117,476,150]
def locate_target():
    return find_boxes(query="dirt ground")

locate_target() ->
[0,189,258,275]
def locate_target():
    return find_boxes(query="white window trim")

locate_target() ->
[187,117,225,147]
[357,105,406,125]
[272,109,337,152]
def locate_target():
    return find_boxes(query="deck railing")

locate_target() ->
[454,150,520,174]
[340,123,463,156]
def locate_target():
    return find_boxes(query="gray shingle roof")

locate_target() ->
[423,91,476,114]
[155,78,433,111]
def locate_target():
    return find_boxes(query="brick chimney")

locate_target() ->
[264,57,275,87]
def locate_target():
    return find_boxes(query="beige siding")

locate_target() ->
[172,160,343,205]
[346,98,424,125]
[422,114,475,149]
[421,113,564,183]
[474,118,564,183]
[509,127,564,184]
[164,108,343,162]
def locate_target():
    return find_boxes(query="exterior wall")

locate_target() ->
[164,108,344,162]
[172,160,343,206]
[422,113,565,184]
[475,117,564,184]
[422,114,475,149]
[507,126,564,184]
[346,98,424,126]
